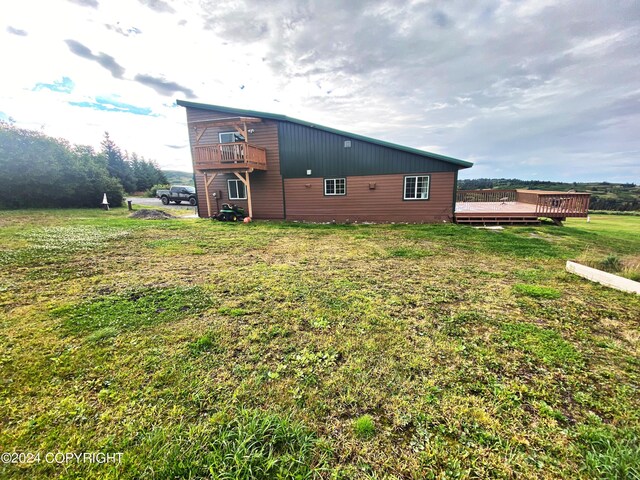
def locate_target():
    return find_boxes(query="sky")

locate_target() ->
[1,0,638,182]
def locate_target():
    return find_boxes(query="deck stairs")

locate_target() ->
[454,215,541,226]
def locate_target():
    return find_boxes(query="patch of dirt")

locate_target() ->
[129,209,174,220]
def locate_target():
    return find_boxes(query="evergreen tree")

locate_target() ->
[130,153,167,191]
[101,132,136,193]
[0,122,124,208]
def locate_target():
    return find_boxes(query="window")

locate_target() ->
[404,175,430,200]
[227,179,246,200]
[219,131,245,143]
[324,178,346,196]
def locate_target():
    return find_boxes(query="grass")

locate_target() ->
[354,415,376,440]
[500,322,581,367]
[1,210,639,478]
[513,283,562,299]
[51,286,212,335]
[387,246,433,258]
[577,425,640,479]
[138,409,330,479]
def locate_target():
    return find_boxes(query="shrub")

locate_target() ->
[598,254,622,273]
[146,183,170,198]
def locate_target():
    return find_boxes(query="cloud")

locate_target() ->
[69,96,158,116]
[105,24,142,37]
[431,10,452,27]
[202,3,270,41]
[67,0,99,8]
[6,26,27,36]
[64,39,126,78]
[165,144,186,149]
[138,0,175,14]
[193,0,640,181]
[33,77,75,94]
[3,0,639,179]
[134,74,195,98]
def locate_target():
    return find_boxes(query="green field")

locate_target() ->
[163,170,194,186]
[1,210,639,479]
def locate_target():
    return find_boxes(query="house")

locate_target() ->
[177,100,473,223]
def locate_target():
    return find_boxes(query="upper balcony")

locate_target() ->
[193,142,267,172]
[188,114,267,172]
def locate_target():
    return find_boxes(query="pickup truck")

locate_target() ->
[156,186,198,206]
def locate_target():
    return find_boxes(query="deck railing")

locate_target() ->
[193,142,267,171]
[456,189,590,217]
[533,193,591,216]
[456,189,517,203]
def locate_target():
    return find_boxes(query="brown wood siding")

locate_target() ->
[284,172,455,223]
[184,107,284,219]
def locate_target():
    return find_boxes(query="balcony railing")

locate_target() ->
[193,142,267,171]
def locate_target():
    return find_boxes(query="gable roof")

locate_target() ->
[176,100,473,169]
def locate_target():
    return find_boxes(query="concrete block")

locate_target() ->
[566,261,640,295]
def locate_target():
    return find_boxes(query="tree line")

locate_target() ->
[458,178,640,211]
[0,122,167,208]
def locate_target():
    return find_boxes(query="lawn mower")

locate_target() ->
[214,203,247,222]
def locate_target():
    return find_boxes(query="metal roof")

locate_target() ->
[176,100,473,169]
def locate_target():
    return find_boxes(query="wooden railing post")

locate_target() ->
[245,172,252,218]
[203,173,217,217]
[204,173,210,217]
[233,172,252,218]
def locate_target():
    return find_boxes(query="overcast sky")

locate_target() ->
[1,0,638,181]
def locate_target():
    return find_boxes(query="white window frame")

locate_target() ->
[324,178,346,196]
[404,175,430,200]
[219,131,244,144]
[227,179,247,200]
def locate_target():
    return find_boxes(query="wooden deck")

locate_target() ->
[455,190,591,225]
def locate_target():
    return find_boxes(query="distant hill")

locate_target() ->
[458,179,640,211]
[163,170,194,186]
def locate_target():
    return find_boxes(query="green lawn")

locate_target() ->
[1,210,639,479]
